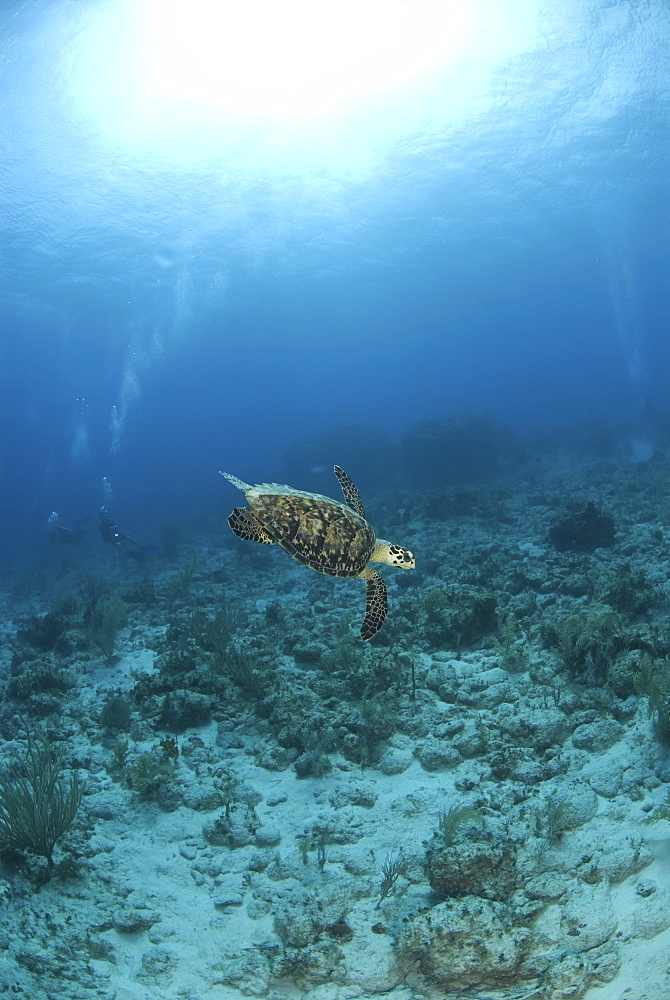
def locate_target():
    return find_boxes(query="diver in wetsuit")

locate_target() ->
[47,512,88,543]
[98,508,138,548]
[98,508,158,563]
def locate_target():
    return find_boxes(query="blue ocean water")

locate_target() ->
[1,0,668,565]
[4,7,670,998]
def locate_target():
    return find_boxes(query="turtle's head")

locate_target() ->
[389,544,415,570]
[373,541,415,570]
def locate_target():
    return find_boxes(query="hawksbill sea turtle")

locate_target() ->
[220,465,415,640]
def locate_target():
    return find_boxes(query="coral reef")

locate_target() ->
[0,442,669,1000]
[401,412,519,486]
[549,501,616,552]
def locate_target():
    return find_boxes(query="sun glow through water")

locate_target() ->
[143,0,468,118]
[67,0,541,166]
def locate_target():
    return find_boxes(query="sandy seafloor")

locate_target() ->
[0,451,669,1000]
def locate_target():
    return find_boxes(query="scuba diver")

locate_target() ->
[46,512,89,544]
[98,507,138,549]
[99,507,159,564]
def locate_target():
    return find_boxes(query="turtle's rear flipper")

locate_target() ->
[229,507,275,545]
[359,567,387,640]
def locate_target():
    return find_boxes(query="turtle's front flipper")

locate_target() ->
[334,465,366,519]
[229,507,275,545]
[358,566,387,640]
